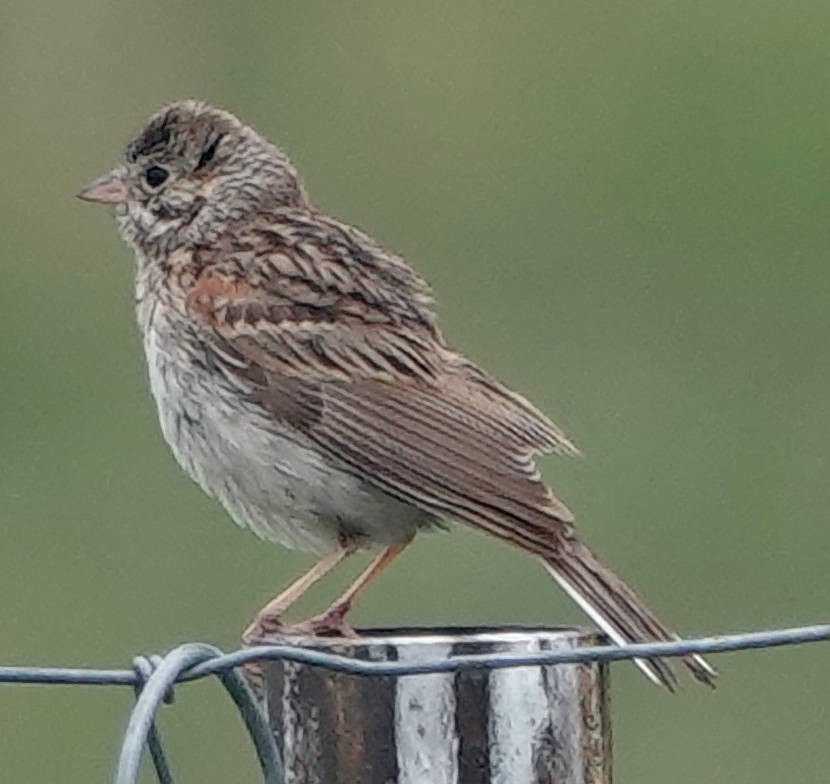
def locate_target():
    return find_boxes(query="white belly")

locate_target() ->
[142,326,434,554]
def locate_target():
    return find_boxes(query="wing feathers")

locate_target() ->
[313,381,574,542]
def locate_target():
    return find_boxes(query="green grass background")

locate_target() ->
[1,2,829,781]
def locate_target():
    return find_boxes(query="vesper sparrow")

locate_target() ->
[79,100,715,689]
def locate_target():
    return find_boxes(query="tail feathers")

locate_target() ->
[541,540,717,691]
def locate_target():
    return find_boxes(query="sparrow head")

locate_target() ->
[78,100,307,253]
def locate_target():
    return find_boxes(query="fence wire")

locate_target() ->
[0,622,827,784]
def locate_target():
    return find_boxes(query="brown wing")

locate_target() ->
[184,215,578,552]
[282,376,575,547]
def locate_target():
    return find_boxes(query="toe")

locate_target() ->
[242,613,286,646]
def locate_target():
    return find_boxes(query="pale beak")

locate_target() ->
[77,167,129,205]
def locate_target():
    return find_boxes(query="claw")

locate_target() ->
[287,603,358,638]
[242,613,286,647]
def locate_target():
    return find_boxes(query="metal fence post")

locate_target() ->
[263,626,611,784]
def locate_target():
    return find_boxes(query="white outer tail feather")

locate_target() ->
[541,557,717,687]
[540,558,666,687]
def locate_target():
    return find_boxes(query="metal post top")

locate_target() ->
[263,625,611,784]
[261,625,598,656]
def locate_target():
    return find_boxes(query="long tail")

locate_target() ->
[541,538,717,690]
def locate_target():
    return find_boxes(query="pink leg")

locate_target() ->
[242,547,352,645]
[300,543,409,636]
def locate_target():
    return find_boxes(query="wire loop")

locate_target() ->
[117,644,283,784]
[130,655,176,784]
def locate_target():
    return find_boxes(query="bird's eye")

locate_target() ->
[144,165,169,188]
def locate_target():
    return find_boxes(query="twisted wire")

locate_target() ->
[116,643,282,784]
[131,655,174,784]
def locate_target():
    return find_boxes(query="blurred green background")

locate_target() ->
[1,1,829,781]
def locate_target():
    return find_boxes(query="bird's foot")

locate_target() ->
[239,604,357,699]
[289,602,357,638]
[240,613,287,700]
[242,611,286,648]
[241,602,357,646]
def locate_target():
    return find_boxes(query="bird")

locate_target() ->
[78,100,716,690]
